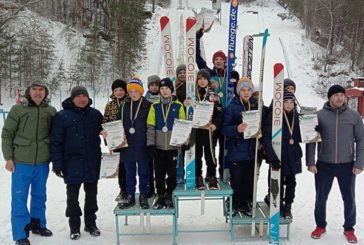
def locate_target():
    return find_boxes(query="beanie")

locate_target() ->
[147,75,161,87]
[176,64,186,76]
[328,84,345,99]
[283,91,295,101]
[236,77,254,94]
[212,50,227,64]
[159,77,174,93]
[197,69,210,82]
[127,76,144,95]
[71,86,89,100]
[284,78,296,92]
[111,79,127,92]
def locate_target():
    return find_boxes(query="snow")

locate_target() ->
[1,0,363,244]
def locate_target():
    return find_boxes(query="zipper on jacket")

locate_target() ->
[35,107,40,165]
[335,110,338,163]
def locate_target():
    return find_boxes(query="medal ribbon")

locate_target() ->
[161,100,172,126]
[197,88,208,102]
[130,98,143,125]
[283,111,295,139]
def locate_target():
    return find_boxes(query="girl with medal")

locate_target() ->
[118,77,152,210]
[146,77,186,209]
[223,77,258,216]
[262,90,303,219]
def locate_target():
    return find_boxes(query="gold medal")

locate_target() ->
[289,138,294,145]
[284,111,295,145]
[218,92,224,98]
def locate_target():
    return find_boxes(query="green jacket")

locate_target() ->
[1,101,57,164]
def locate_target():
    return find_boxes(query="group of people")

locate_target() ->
[2,28,363,245]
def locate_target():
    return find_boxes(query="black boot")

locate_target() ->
[115,189,127,202]
[119,194,135,209]
[153,194,165,209]
[84,225,101,237]
[147,187,155,199]
[264,194,270,206]
[69,217,81,240]
[239,201,252,217]
[139,193,150,209]
[164,193,174,209]
[284,204,293,219]
[30,218,53,237]
[15,238,30,245]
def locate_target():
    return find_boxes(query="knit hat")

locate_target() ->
[212,50,227,64]
[159,77,174,93]
[328,84,345,99]
[111,79,127,92]
[284,78,296,92]
[283,91,295,101]
[147,75,160,87]
[236,77,254,94]
[127,76,144,94]
[197,69,210,82]
[71,86,89,100]
[176,64,186,76]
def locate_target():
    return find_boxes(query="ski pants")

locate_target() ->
[176,150,185,182]
[66,182,98,231]
[314,161,356,231]
[154,150,178,195]
[196,129,217,177]
[11,163,49,241]
[267,169,296,205]
[124,160,150,194]
[118,160,126,193]
[212,129,225,178]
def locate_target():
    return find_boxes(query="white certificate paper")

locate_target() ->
[299,114,321,143]
[242,110,261,139]
[100,153,119,179]
[102,120,128,151]
[170,119,194,146]
[192,101,214,129]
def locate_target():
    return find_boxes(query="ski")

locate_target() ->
[185,17,197,190]
[223,0,239,182]
[160,16,175,79]
[269,63,284,245]
[242,35,253,79]
[251,29,269,236]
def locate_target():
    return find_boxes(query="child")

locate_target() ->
[284,78,296,93]
[223,77,257,216]
[103,79,128,203]
[118,77,152,209]
[147,78,186,209]
[262,91,302,219]
[190,69,222,190]
[145,75,160,103]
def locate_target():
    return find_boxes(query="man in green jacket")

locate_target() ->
[2,83,57,245]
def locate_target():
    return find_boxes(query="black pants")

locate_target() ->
[267,168,297,205]
[66,183,98,231]
[118,161,126,192]
[229,160,255,207]
[212,129,224,177]
[154,150,178,195]
[196,129,217,177]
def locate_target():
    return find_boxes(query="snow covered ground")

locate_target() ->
[1,0,363,244]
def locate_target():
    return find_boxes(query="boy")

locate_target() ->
[145,75,160,103]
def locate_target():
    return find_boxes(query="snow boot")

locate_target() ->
[264,194,270,206]
[119,194,135,209]
[84,225,101,237]
[15,238,30,245]
[164,193,174,209]
[153,194,165,209]
[30,218,53,237]
[284,204,293,219]
[344,230,358,243]
[115,189,127,202]
[208,176,218,190]
[239,202,252,217]
[311,227,326,239]
[139,193,150,209]
[196,176,205,190]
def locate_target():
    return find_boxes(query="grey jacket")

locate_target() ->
[306,102,364,170]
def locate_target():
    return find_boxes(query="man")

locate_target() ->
[2,82,56,245]
[51,86,103,240]
[306,84,364,243]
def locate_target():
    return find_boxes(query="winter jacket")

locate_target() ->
[147,97,186,150]
[118,97,152,162]
[2,101,56,164]
[306,102,364,170]
[223,96,257,162]
[262,107,303,175]
[51,98,103,184]
[103,95,125,123]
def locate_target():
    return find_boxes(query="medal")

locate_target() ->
[162,126,168,133]
[284,111,295,145]
[289,138,294,144]
[129,127,136,134]
[218,92,224,98]
[161,101,172,133]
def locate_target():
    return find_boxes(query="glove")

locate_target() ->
[314,125,321,133]
[147,146,157,159]
[230,70,239,82]
[181,144,190,152]
[53,170,64,178]
[271,159,281,170]
[196,28,204,39]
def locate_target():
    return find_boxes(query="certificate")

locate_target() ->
[100,153,119,179]
[299,113,321,143]
[102,120,128,151]
[192,101,214,129]
[170,119,194,146]
[242,110,261,139]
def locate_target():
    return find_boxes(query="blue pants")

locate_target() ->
[315,161,356,231]
[176,150,185,182]
[124,160,150,194]
[11,163,49,241]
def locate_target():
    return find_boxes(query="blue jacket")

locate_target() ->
[51,98,103,184]
[223,96,257,162]
[118,97,151,162]
[262,107,302,175]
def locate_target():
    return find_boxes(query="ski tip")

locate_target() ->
[274,63,284,77]
[186,17,196,32]
[160,16,169,30]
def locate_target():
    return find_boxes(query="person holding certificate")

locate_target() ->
[223,77,257,216]
[118,77,152,210]
[261,91,303,219]
[147,77,186,209]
